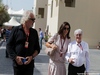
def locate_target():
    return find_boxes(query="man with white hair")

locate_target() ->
[6,10,40,75]
[65,29,90,75]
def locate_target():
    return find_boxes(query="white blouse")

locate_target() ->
[48,33,71,63]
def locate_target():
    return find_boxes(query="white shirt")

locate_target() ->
[65,41,90,72]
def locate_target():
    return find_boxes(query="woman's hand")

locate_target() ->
[51,44,58,50]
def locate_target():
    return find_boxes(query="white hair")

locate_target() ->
[20,10,33,24]
[74,29,83,36]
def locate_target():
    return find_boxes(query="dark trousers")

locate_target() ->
[6,42,9,57]
[6,50,9,57]
[68,63,85,75]
[13,60,34,75]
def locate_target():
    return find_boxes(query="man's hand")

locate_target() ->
[15,56,24,65]
[68,58,75,64]
[24,56,33,65]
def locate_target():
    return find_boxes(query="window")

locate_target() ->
[38,8,44,18]
[65,0,75,7]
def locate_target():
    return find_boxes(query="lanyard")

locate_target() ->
[23,26,30,42]
[26,32,29,41]
[59,38,66,57]
[60,38,66,52]
[25,31,30,48]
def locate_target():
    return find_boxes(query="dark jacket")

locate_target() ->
[6,25,40,66]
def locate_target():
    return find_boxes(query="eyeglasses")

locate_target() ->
[29,18,35,22]
[63,27,70,30]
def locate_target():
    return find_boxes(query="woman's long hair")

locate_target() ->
[58,22,71,39]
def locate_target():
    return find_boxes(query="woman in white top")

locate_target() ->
[45,22,71,75]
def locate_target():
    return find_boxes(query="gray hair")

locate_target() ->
[74,29,83,36]
[20,10,33,24]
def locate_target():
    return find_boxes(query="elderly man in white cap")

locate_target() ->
[65,29,90,75]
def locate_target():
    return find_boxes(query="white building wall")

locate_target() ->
[87,0,100,48]
[58,0,100,48]
[47,0,59,36]
[33,0,48,33]
[34,0,100,48]
[59,0,88,40]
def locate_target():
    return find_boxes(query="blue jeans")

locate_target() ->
[39,37,43,49]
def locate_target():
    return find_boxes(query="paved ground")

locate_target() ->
[0,41,100,75]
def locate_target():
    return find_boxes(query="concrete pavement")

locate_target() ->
[0,41,100,75]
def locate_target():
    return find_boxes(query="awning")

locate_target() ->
[3,17,20,26]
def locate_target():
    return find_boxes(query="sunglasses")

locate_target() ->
[29,18,35,22]
[63,27,70,30]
